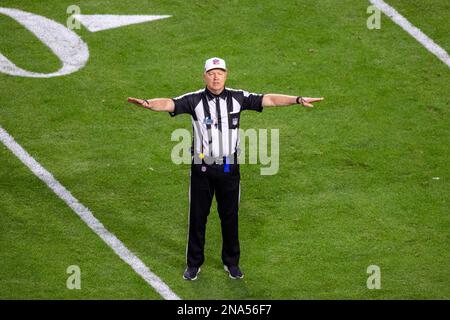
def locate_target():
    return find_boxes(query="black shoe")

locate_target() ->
[183,266,200,280]
[224,265,244,279]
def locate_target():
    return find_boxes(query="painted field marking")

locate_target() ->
[0,125,181,300]
[0,7,89,78]
[369,0,450,68]
[73,14,171,32]
[0,7,171,77]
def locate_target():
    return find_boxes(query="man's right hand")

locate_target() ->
[127,97,175,112]
[127,97,150,108]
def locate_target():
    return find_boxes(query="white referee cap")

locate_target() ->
[204,57,227,72]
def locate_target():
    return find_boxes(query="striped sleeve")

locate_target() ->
[169,90,202,117]
[241,90,264,112]
[170,96,192,117]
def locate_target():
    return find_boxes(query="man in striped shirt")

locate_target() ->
[128,57,323,280]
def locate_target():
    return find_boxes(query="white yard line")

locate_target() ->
[0,125,181,300]
[369,0,450,68]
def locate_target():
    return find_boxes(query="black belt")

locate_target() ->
[193,153,238,165]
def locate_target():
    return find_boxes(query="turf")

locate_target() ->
[0,0,449,299]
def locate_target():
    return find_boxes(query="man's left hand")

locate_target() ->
[300,97,324,108]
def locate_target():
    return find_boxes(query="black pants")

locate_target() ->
[187,160,240,268]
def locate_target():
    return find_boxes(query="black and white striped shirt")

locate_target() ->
[170,87,264,158]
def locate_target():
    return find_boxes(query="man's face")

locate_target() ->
[203,69,227,93]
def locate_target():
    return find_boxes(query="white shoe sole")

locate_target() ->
[224,265,244,279]
[183,267,201,280]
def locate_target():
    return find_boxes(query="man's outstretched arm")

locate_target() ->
[262,94,324,108]
[127,97,175,112]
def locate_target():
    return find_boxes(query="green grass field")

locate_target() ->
[0,0,449,299]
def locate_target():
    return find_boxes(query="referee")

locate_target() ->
[127,57,323,280]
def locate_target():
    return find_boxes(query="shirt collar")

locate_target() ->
[205,87,227,100]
